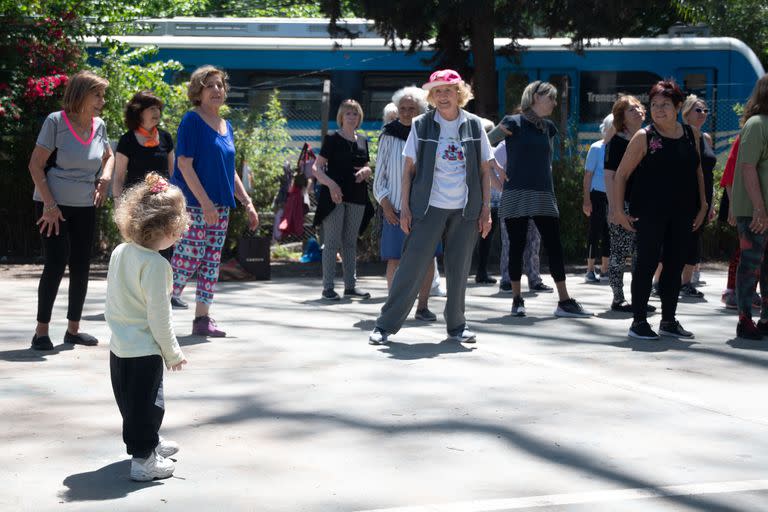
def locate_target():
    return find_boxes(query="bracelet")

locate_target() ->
[43,203,58,213]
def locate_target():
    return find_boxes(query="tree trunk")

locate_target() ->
[469,2,498,121]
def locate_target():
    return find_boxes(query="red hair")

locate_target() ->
[649,80,685,107]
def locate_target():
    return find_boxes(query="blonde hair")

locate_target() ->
[681,94,706,124]
[114,173,189,248]
[62,70,109,114]
[520,81,557,111]
[426,81,474,108]
[187,65,229,106]
[336,99,364,129]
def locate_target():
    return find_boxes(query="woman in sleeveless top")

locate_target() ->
[613,80,708,340]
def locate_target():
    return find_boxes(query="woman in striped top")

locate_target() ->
[489,80,591,318]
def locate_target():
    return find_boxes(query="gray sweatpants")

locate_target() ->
[321,202,365,290]
[376,207,477,336]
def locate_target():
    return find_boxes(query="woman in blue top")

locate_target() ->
[170,66,259,337]
[582,113,614,282]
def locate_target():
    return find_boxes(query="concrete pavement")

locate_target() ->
[2,269,768,511]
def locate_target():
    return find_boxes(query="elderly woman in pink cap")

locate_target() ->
[368,69,494,345]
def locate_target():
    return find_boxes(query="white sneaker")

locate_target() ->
[430,285,447,297]
[449,328,476,343]
[130,450,175,481]
[156,436,179,458]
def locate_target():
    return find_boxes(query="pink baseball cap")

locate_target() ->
[422,69,463,90]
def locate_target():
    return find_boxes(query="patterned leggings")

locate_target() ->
[735,217,768,321]
[171,206,230,305]
[608,222,636,304]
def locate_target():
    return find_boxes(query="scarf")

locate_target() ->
[381,119,411,141]
[136,126,159,147]
[522,108,547,133]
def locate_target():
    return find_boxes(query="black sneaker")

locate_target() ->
[530,282,553,293]
[628,320,659,340]
[475,274,497,284]
[171,296,188,309]
[611,301,633,312]
[344,288,371,299]
[499,282,513,294]
[511,295,526,316]
[680,284,704,298]
[31,334,54,351]
[651,283,661,297]
[659,320,694,338]
[554,298,592,318]
[322,288,341,301]
[63,331,98,346]
[415,308,437,322]
[368,327,389,345]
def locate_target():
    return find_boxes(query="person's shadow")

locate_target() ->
[377,340,476,360]
[59,460,163,502]
[0,343,74,362]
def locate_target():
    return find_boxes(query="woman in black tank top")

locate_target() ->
[611,80,708,341]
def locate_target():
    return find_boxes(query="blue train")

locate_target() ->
[97,17,765,154]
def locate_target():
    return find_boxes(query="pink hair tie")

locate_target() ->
[148,177,169,193]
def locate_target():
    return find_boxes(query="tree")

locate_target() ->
[319,0,680,119]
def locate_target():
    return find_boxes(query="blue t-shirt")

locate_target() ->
[584,140,606,193]
[172,111,236,208]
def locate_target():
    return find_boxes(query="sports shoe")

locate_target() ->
[475,274,497,284]
[511,295,526,316]
[691,269,702,285]
[415,308,437,321]
[753,293,762,309]
[31,334,54,351]
[628,320,659,340]
[156,437,179,458]
[680,283,704,298]
[192,316,226,337]
[554,298,592,318]
[611,301,633,312]
[736,319,762,340]
[584,270,599,283]
[130,450,175,482]
[63,331,98,346]
[499,281,513,294]
[530,282,553,293]
[171,296,188,309]
[368,327,389,345]
[344,288,371,299]
[651,283,661,297]
[449,328,477,343]
[322,288,341,301]
[430,285,447,297]
[721,290,737,309]
[659,320,694,338]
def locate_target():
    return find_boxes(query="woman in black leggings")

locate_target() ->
[27,71,114,351]
[613,80,708,340]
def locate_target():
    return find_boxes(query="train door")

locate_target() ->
[674,67,717,134]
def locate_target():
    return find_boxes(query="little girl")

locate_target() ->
[106,173,190,481]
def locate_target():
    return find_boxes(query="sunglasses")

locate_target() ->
[694,107,709,114]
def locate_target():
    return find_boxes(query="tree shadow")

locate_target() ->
[726,337,768,351]
[0,343,74,362]
[177,335,212,347]
[377,340,476,360]
[607,337,697,353]
[58,460,162,502]
[81,313,105,321]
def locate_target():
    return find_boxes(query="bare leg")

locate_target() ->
[555,281,569,301]
[587,258,595,273]
[681,263,694,285]
[600,256,609,274]
[195,302,210,318]
[35,322,49,336]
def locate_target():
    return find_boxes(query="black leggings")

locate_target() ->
[476,207,499,276]
[587,190,610,259]
[34,202,96,324]
[631,214,692,322]
[505,216,566,283]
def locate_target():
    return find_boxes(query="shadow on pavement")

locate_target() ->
[727,337,768,351]
[59,460,162,501]
[0,343,74,362]
[377,340,476,360]
[177,335,212,347]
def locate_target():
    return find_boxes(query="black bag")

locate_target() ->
[237,231,271,280]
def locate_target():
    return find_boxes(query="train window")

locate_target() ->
[246,73,328,119]
[682,73,708,98]
[579,71,661,125]
[362,73,426,121]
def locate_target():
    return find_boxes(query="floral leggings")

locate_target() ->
[171,206,230,305]
[735,217,768,321]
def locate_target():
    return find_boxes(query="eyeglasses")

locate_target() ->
[694,107,709,114]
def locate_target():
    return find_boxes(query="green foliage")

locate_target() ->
[553,143,589,262]
[201,0,327,17]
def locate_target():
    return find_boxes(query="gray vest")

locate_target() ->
[410,109,485,220]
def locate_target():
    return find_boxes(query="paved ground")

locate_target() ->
[2,267,768,512]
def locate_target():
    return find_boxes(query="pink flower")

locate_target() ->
[649,137,663,154]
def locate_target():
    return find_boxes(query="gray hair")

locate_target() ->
[520,80,557,111]
[599,113,614,136]
[382,102,398,125]
[392,86,428,113]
